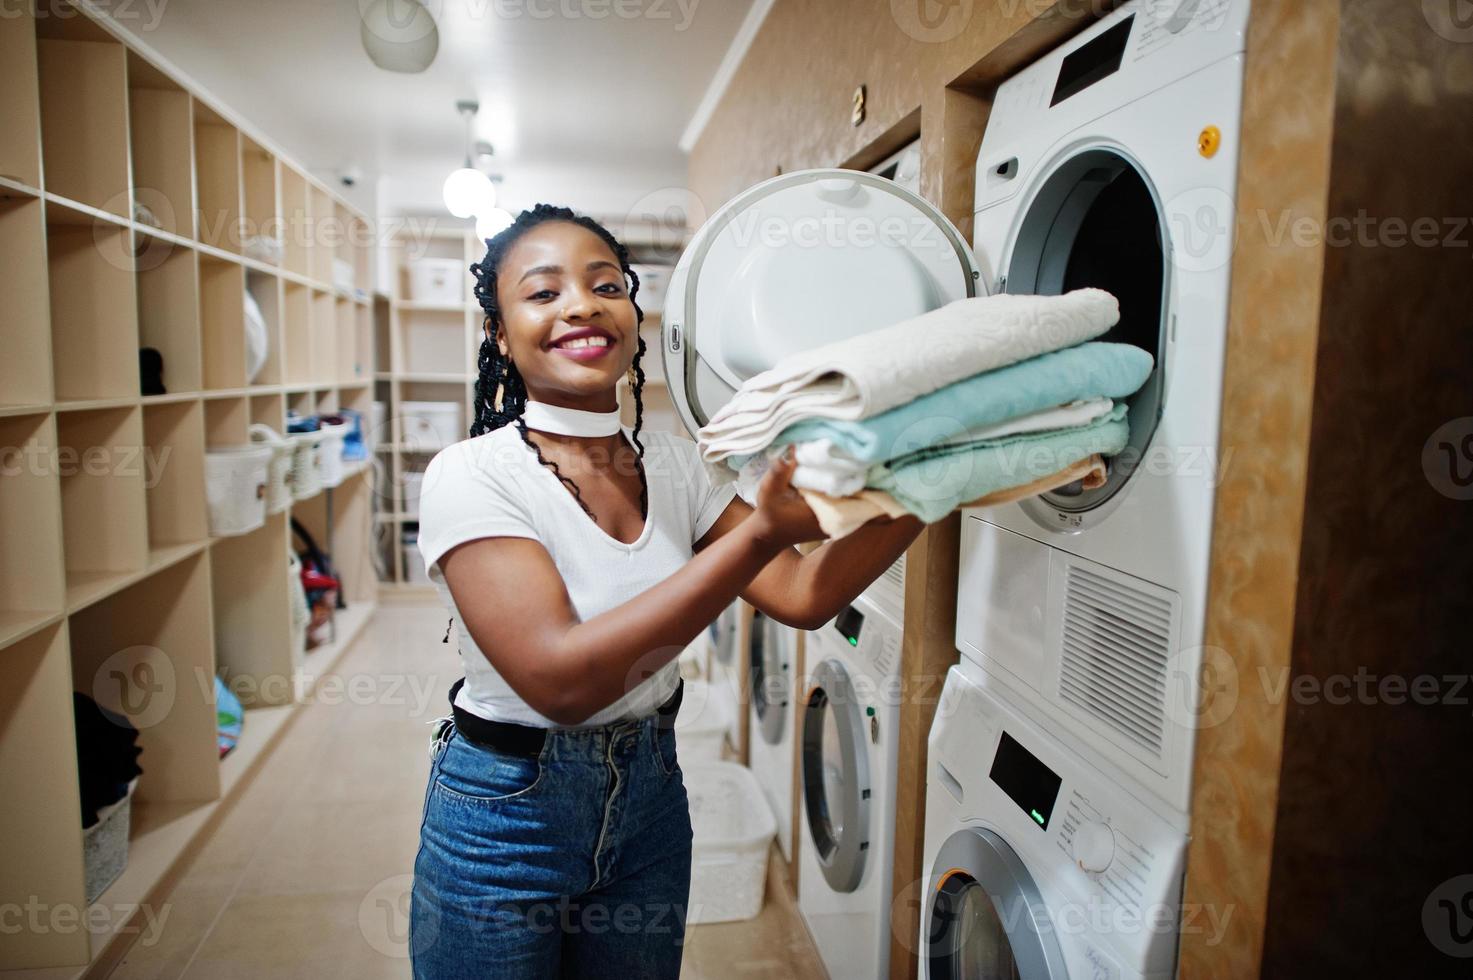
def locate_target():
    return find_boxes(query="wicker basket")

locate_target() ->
[83,777,137,904]
[204,445,273,536]
[287,428,327,501]
[315,420,351,488]
[248,424,293,513]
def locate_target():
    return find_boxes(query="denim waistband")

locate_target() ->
[447,676,683,758]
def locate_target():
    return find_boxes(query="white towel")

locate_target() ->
[697,289,1120,468]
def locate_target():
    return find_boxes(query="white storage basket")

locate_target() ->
[673,679,727,764]
[401,470,425,517]
[205,445,273,536]
[288,429,327,501]
[316,420,351,488]
[83,776,137,904]
[408,257,465,304]
[248,424,293,513]
[400,401,462,451]
[684,762,776,924]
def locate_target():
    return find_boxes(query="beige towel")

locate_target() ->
[800,455,1109,540]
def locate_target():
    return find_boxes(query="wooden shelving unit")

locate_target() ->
[372,227,683,589]
[0,2,379,973]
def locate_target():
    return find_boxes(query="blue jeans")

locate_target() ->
[410,712,694,979]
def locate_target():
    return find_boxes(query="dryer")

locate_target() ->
[747,609,801,863]
[797,594,904,980]
[919,661,1188,979]
[959,0,1253,821]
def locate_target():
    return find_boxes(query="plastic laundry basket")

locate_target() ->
[684,761,776,924]
[674,679,728,764]
[205,445,273,536]
[248,423,293,513]
[316,420,351,487]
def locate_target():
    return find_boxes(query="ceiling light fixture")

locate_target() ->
[360,0,440,74]
[442,100,498,219]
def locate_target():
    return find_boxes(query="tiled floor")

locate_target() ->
[109,600,825,979]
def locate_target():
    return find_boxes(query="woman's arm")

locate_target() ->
[695,498,924,631]
[438,451,822,725]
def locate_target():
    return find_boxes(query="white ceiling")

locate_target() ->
[103,0,755,221]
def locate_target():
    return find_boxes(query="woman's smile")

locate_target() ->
[548,325,617,361]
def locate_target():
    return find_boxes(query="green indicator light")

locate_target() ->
[1031,809,1045,826]
[848,637,858,646]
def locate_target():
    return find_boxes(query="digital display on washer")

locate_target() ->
[989,731,1063,830]
[1051,16,1135,107]
[833,605,864,648]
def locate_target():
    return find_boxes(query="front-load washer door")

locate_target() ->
[662,168,982,436]
[923,828,1068,979]
[801,656,871,892]
[749,610,792,745]
[1002,147,1168,531]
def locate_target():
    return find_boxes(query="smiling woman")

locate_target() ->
[407,203,924,979]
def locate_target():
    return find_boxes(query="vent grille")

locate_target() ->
[865,554,906,624]
[1057,565,1172,756]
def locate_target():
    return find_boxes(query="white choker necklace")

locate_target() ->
[521,400,621,437]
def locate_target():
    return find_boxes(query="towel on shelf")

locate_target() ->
[799,454,1108,539]
[722,342,1153,477]
[698,289,1121,477]
[779,397,1117,498]
[869,404,1130,523]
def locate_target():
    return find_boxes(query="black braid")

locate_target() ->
[468,203,649,520]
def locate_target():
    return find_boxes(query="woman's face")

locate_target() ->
[492,221,638,409]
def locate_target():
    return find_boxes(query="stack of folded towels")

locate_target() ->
[696,288,1155,539]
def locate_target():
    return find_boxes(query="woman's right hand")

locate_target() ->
[750,446,829,548]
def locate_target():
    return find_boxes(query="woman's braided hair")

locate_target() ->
[467,203,650,521]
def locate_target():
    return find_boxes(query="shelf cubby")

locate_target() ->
[0,196,53,407]
[68,552,221,804]
[287,390,315,420]
[36,32,130,215]
[199,254,246,390]
[311,288,336,385]
[293,470,375,605]
[0,623,88,969]
[0,3,43,189]
[308,184,334,285]
[246,270,283,386]
[211,510,293,704]
[282,280,312,385]
[240,136,277,254]
[57,407,148,609]
[314,389,339,416]
[136,237,203,395]
[336,296,364,383]
[0,413,65,646]
[204,396,248,448]
[250,392,284,431]
[47,223,139,402]
[280,165,310,277]
[193,101,242,253]
[400,307,470,376]
[127,54,193,237]
[142,401,207,555]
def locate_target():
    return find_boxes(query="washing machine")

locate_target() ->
[920,661,1188,979]
[958,0,1253,822]
[796,593,904,980]
[747,609,801,862]
[705,600,747,758]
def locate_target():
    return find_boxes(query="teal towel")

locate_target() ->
[868,404,1132,523]
[725,342,1153,471]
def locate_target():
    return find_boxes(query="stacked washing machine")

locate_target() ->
[921,2,1253,977]
[705,600,747,760]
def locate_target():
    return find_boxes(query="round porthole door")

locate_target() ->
[749,611,792,745]
[923,828,1068,979]
[662,168,983,437]
[801,657,871,892]
[1001,146,1169,532]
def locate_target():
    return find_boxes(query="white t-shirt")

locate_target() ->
[417,424,738,727]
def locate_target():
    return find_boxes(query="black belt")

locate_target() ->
[448,676,684,757]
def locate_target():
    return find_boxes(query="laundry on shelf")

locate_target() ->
[702,292,1155,540]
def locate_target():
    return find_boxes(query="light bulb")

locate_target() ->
[476,208,513,240]
[442,168,496,219]
[360,0,439,74]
